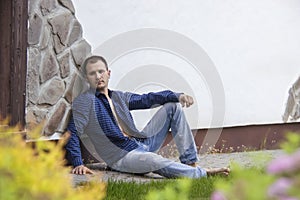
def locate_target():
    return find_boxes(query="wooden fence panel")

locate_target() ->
[0,0,28,127]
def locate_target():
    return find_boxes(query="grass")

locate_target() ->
[104,177,221,200]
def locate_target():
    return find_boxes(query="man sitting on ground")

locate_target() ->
[65,55,230,178]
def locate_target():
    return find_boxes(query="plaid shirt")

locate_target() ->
[65,89,181,167]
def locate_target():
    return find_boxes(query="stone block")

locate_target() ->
[38,77,65,105]
[57,105,71,133]
[39,25,51,50]
[28,0,39,17]
[283,77,300,122]
[283,89,296,121]
[68,19,82,46]
[43,99,68,136]
[58,0,75,14]
[40,49,59,83]
[291,102,300,120]
[28,13,43,45]
[26,106,48,132]
[40,0,57,16]
[64,72,77,103]
[293,76,300,98]
[71,39,91,66]
[48,9,73,46]
[57,50,74,78]
[27,48,41,104]
[53,34,67,54]
[64,71,88,103]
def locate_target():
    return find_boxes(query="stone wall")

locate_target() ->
[283,76,300,122]
[26,0,91,137]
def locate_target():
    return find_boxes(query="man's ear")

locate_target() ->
[107,69,111,78]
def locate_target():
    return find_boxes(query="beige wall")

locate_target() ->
[26,0,300,138]
[74,0,300,128]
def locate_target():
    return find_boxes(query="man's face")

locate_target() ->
[85,60,111,91]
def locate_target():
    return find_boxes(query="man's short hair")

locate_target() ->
[81,55,108,75]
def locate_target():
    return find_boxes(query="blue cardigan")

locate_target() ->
[65,89,181,167]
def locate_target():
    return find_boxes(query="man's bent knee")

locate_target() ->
[163,102,183,113]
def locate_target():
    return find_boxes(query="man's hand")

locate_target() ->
[72,165,94,175]
[179,94,194,108]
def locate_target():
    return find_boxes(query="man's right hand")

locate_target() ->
[179,94,194,108]
[72,165,94,175]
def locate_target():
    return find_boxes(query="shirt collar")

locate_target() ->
[93,89,112,98]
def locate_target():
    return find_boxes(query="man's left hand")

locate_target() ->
[179,94,194,108]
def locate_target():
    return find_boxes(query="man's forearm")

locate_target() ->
[128,90,182,110]
[65,130,83,167]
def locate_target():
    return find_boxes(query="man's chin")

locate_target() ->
[96,85,106,91]
[89,85,103,89]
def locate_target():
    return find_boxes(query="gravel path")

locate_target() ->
[71,150,284,185]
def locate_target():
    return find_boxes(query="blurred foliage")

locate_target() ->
[213,164,275,200]
[0,119,106,200]
[105,176,215,200]
[145,178,192,200]
[212,132,300,200]
[280,132,300,154]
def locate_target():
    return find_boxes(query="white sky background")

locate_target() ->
[73,0,300,128]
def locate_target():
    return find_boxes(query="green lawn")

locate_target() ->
[104,177,220,200]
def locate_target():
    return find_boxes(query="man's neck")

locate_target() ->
[98,88,110,99]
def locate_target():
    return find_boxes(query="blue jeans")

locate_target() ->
[111,103,207,178]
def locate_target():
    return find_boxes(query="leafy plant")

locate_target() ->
[212,164,275,200]
[0,120,106,200]
[211,132,300,200]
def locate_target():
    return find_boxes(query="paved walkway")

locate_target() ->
[71,150,284,185]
